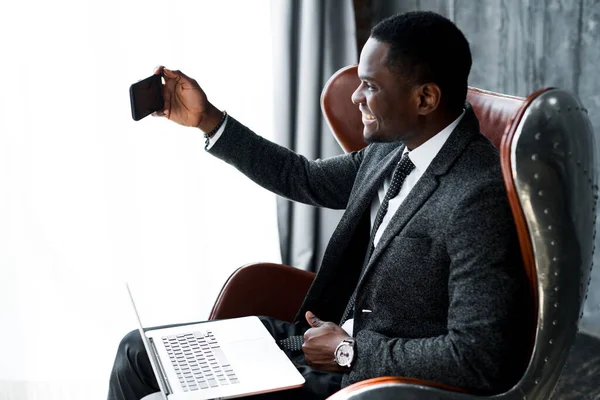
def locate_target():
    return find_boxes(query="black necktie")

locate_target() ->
[369,153,415,250]
[340,153,415,325]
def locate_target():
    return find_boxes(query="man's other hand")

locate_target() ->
[153,66,224,133]
[303,311,352,372]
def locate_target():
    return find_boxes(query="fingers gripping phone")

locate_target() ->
[129,74,164,121]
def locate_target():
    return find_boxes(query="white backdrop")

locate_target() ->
[0,1,280,398]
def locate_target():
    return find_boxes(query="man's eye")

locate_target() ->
[365,83,376,91]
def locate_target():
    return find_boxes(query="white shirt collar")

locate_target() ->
[403,109,466,173]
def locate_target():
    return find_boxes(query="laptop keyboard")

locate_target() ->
[162,330,239,392]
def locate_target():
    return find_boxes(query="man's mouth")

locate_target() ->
[361,112,376,125]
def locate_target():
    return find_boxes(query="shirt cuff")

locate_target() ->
[205,115,229,150]
[341,318,354,337]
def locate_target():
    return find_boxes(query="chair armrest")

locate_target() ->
[208,262,316,323]
[327,377,468,400]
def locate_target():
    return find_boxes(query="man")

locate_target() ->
[108,11,529,400]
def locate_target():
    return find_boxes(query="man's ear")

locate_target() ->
[415,83,441,116]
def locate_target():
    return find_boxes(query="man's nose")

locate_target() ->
[351,86,363,105]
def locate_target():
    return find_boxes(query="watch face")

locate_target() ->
[335,343,354,367]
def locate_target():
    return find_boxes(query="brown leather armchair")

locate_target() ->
[209,65,597,399]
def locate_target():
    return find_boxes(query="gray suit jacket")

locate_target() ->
[208,104,529,393]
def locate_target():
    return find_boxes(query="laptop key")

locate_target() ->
[212,347,230,367]
[208,378,218,388]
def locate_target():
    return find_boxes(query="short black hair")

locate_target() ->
[371,11,472,113]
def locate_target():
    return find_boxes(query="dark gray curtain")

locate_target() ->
[270,0,358,272]
[371,0,600,338]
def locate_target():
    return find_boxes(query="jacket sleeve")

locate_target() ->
[343,181,529,393]
[207,116,364,210]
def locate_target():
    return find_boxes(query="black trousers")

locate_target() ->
[107,316,343,400]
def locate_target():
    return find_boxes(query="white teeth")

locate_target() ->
[363,113,375,120]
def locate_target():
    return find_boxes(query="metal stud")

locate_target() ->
[531,154,539,161]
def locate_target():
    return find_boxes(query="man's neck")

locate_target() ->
[404,109,463,150]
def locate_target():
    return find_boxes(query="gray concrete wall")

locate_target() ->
[372,0,600,336]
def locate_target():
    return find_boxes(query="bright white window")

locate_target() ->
[0,1,279,398]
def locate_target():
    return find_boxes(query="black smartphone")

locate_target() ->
[129,74,164,121]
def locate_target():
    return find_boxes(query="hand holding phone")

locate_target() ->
[130,67,224,132]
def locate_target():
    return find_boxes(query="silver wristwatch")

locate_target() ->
[334,338,355,368]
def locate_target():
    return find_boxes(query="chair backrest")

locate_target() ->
[321,65,597,399]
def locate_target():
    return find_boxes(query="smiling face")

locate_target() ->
[351,38,422,144]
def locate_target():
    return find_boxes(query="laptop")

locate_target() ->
[126,284,305,399]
